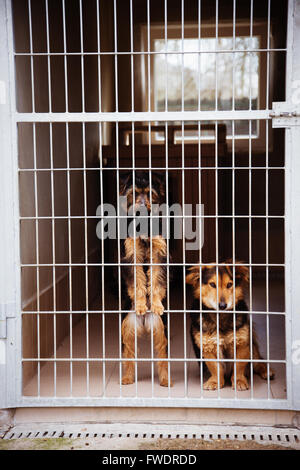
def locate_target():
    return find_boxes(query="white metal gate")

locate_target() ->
[0,0,300,409]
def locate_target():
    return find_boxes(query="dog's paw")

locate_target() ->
[255,363,275,381]
[260,367,275,380]
[159,376,173,387]
[203,377,224,390]
[135,302,147,315]
[151,301,164,316]
[122,376,135,385]
[232,376,249,391]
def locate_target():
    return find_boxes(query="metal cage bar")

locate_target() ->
[0,0,297,409]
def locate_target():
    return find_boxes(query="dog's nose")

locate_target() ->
[219,302,227,310]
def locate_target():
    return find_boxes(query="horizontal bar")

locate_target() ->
[16,396,290,410]
[22,357,286,363]
[13,48,287,56]
[19,215,285,220]
[21,310,286,315]
[18,167,286,171]
[20,262,285,267]
[15,110,271,123]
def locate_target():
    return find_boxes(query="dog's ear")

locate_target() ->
[186,266,200,287]
[234,262,249,285]
[119,171,132,195]
[186,265,210,287]
[152,171,165,195]
[201,265,213,284]
[222,259,249,285]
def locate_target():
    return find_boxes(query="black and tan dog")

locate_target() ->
[186,262,275,391]
[120,171,171,387]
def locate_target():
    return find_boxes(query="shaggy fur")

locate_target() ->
[120,171,171,387]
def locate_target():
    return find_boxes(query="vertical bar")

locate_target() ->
[130,0,134,112]
[147,0,151,111]
[79,0,85,112]
[215,0,218,111]
[232,0,236,111]
[148,121,154,398]
[249,0,253,111]
[113,0,118,112]
[49,122,57,397]
[112,0,123,397]
[181,0,184,112]
[215,121,220,397]
[115,120,123,397]
[147,0,153,392]
[32,122,40,397]
[131,120,138,398]
[231,0,236,397]
[232,119,237,398]
[182,120,187,397]
[45,0,52,113]
[129,0,138,393]
[198,121,203,395]
[214,0,221,396]
[180,0,187,398]
[165,121,171,396]
[266,0,271,399]
[82,122,89,396]
[197,0,201,112]
[266,0,271,110]
[96,0,102,113]
[27,0,35,113]
[197,0,203,393]
[249,0,254,399]
[62,0,69,112]
[28,0,39,395]
[266,121,271,398]
[96,0,105,396]
[80,2,89,391]
[0,0,20,407]
[65,122,73,395]
[98,122,106,396]
[164,0,168,112]
[249,119,254,398]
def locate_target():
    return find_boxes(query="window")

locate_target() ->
[142,23,268,150]
[154,36,259,138]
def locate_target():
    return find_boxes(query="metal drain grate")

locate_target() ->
[2,423,300,449]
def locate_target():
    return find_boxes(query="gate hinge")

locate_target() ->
[270,102,300,128]
[0,302,16,339]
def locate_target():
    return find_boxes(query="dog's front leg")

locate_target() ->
[124,238,147,315]
[147,236,167,315]
[202,334,225,390]
[230,343,250,391]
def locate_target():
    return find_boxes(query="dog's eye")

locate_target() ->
[209,282,216,288]
[227,282,233,289]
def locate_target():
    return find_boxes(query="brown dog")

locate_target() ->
[120,171,171,387]
[186,262,275,391]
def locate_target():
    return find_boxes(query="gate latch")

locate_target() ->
[270,102,300,128]
[0,302,16,339]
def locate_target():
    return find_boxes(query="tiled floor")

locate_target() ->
[23,280,286,401]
